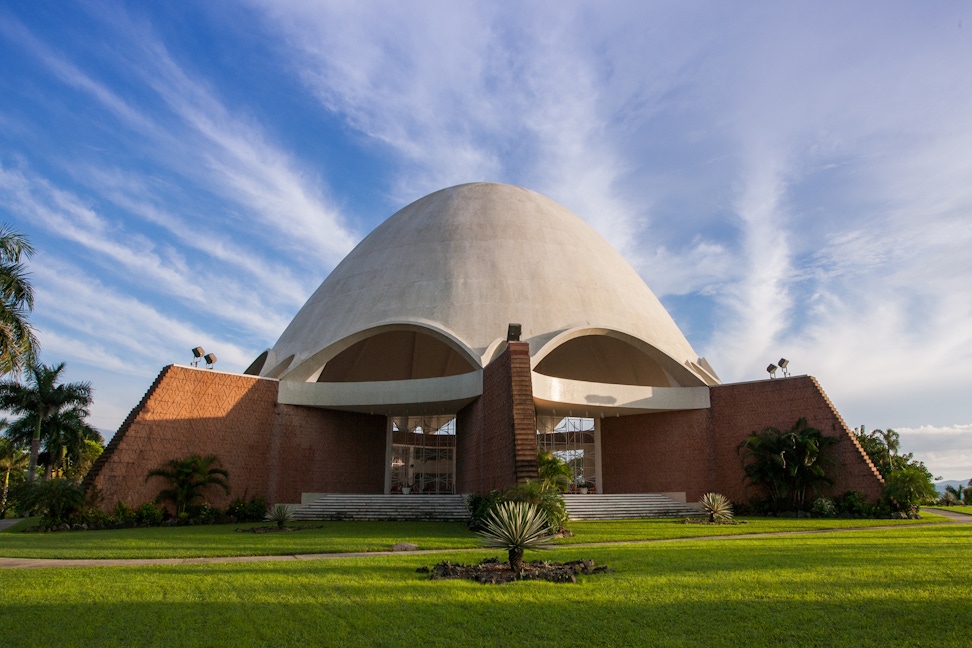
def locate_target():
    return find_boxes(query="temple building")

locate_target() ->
[86,183,883,517]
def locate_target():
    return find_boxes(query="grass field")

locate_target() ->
[934,505,972,515]
[1,522,969,647]
[0,515,945,559]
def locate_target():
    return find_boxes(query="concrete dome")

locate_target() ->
[258,183,718,389]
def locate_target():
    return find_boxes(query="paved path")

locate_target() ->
[1,516,968,569]
[0,518,22,532]
[923,507,972,523]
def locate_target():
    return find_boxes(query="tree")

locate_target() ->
[884,465,937,514]
[854,426,909,478]
[739,418,840,511]
[0,435,27,517]
[145,454,230,515]
[7,405,103,480]
[943,483,965,507]
[0,362,92,482]
[0,224,38,375]
[537,451,573,492]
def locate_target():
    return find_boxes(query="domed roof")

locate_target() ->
[262,182,716,387]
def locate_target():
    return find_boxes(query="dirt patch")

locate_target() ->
[418,557,612,584]
[235,525,324,533]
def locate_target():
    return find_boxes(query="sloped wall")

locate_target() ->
[601,376,883,503]
[85,365,385,510]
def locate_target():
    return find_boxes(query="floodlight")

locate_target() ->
[507,323,522,342]
[191,346,206,367]
[204,353,217,368]
[779,358,790,377]
[766,363,778,378]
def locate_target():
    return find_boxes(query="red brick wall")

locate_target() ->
[86,365,386,510]
[600,376,883,504]
[456,342,539,494]
[600,409,713,499]
[709,376,883,503]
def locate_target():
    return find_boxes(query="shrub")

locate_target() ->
[19,479,87,529]
[227,495,268,522]
[467,491,503,531]
[504,480,568,532]
[477,501,551,571]
[185,503,218,524]
[266,503,293,530]
[113,501,137,525]
[145,454,229,515]
[965,483,972,506]
[811,497,837,517]
[834,490,869,517]
[135,502,165,526]
[883,465,937,514]
[698,492,734,522]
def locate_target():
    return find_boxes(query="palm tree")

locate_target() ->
[0,224,38,375]
[943,483,965,507]
[0,435,28,517]
[8,405,102,480]
[145,454,230,515]
[0,362,92,482]
[739,418,839,510]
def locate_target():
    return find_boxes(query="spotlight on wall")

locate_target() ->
[778,358,790,377]
[204,353,217,369]
[191,347,205,367]
[507,323,522,342]
[766,363,778,379]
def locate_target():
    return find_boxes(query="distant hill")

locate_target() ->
[935,479,971,494]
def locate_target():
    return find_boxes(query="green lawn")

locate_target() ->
[0,523,969,647]
[934,505,972,515]
[0,515,947,559]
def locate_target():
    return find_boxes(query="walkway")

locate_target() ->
[2,515,969,569]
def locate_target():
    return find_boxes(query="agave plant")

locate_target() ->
[266,503,293,530]
[477,501,551,571]
[698,492,734,522]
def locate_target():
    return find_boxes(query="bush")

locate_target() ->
[113,502,137,525]
[883,465,937,514]
[19,479,87,529]
[185,503,218,525]
[836,490,872,517]
[135,502,165,526]
[467,491,503,531]
[811,497,837,517]
[504,480,568,532]
[227,495,268,522]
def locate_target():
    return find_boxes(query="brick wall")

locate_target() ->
[600,375,883,503]
[456,342,539,494]
[709,376,883,503]
[600,409,713,499]
[86,365,386,510]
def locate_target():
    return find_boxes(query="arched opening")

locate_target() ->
[534,335,673,387]
[318,329,477,382]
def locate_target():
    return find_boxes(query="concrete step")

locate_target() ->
[564,494,702,520]
[293,492,702,521]
[293,494,471,521]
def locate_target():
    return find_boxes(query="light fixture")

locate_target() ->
[507,323,522,342]
[204,353,217,369]
[778,358,790,377]
[766,363,778,378]
[191,347,205,367]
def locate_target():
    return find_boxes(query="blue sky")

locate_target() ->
[1,2,970,479]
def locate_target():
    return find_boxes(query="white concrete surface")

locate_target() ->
[259,183,718,390]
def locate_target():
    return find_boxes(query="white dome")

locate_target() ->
[260,183,717,388]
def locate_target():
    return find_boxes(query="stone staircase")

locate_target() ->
[292,492,702,521]
[292,494,471,521]
[563,493,701,520]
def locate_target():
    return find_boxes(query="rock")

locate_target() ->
[393,542,419,551]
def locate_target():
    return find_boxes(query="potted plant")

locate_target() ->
[576,479,590,495]
[402,480,414,495]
